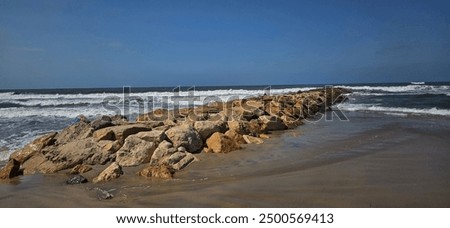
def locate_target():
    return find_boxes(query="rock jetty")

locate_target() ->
[0,87,349,182]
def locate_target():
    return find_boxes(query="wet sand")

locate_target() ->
[1,112,449,207]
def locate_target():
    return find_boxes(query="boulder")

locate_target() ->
[92,124,151,143]
[149,140,176,165]
[206,132,240,153]
[10,132,57,163]
[55,121,93,145]
[258,115,287,131]
[0,159,21,179]
[194,120,228,141]
[224,129,246,144]
[138,165,173,179]
[115,135,157,167]
[134,130,166,144]
[171,153,196,171]
[227,120,250,135]
[88,140,122,165]
[93,163,123,183]
[90,115,113,130]
[66,175,88,184]
[264,101,282,116]
[243,135,264,144]
[280,114,303,129]
[69,164,93,174]
[92,128,115,141]
[39,138,103,173]
[165,125,203,152]
[248,119,265,134]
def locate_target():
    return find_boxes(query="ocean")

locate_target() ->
[0,82,449,161]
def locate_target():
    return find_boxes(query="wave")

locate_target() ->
[338,103,450,116]
[0,87,316,114]
[337,84,450,95]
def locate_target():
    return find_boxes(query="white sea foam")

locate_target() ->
[337,84,450,95]
[338,103,450,116]
[0,88,313,108]
[0,87,319,118]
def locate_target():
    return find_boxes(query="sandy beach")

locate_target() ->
[1,111,449,207]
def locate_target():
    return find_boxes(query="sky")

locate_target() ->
[0,0,449,89]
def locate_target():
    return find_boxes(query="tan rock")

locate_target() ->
[69,164,93,174]
[134,130,166,143]
[40,138,103,173]
[206,132,240,153]
[258,115,287,131]
[93,129,115,141]
[172,153,197,171]
[225,129,246,144]
[194,120,228,141]
[115,135,157,167]
[93,124,151,143]
[227,120,250,135]
[93,163,123,183]
[280,114,303,129]
[0,159,21,179]
[138,165,173,179]
[88,140,122,165]
[259,134,270,139]
[55,121,92,145]
[165,124,203,152]
[10,132,57,163]
[243,135,264,144]
[149,140,176,165]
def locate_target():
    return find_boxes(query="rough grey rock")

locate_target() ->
[66,175,88,184]
[94,188,114,200]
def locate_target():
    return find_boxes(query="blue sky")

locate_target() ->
[0,0,449,89]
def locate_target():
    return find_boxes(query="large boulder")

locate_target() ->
[206,132,240,153]
[10,132,57,163]
[92,124,151,143]
[149,140,177,165]
[37,138,103,173]
[93,140,122,165]
[90,115,114,130]
[134,130,166,144]
[194,121,228,141]
[93,163,123,183]
[227,120,250,135]
[55,121,93,145]
[92,128,115,141]
[225,130,246,144]
[165,125,203,152]
[0,159,21,179]
[258,115,287,131]
[115,135,157,167]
